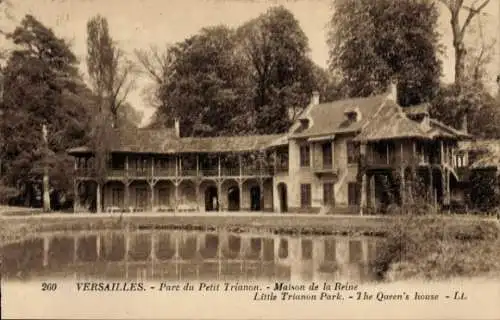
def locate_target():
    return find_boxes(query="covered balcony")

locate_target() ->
[73,151,281,180]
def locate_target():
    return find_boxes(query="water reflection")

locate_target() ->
[1,230,379,282]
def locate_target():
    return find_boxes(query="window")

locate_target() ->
[299,145,310,167]
[348,182,360,205]
[322,143,332,168]
[323,182,335,206]
[346,141,360,164]
[301,239,313,260]
[455,153,466,168]
[277,151,289,172]
[112,188,123,207]
[300,184,312,208]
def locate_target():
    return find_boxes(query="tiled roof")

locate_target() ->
[353,99,470,142]
[68,93,469,156]
[291,92,469,142]
[67,126,282,155]
[403,103,430,116]
[354,100,429,142]
[173,135,283,153]
[291,94,387,138]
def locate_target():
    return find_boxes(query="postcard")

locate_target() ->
[0,0,499,319]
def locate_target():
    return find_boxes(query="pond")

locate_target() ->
[0,229,380,282]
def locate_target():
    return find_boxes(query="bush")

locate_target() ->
[0,183,19,204]
[373,215,500,281]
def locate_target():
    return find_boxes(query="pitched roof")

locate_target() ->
[67,126,282,155]
[174,135,282,153]
[354,100,430,142]
[427,119,471,139]
[291,94,387,138]
[291,92,470,142]
[403,103,430,116]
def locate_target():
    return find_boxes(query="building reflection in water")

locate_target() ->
[1,230,379,282]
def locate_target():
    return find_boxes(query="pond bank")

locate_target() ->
[1,211,498,246]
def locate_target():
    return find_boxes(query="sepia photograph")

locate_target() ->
[0,0,499,319]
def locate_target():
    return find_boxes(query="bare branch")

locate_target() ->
[460,0,490,37]
[134,44,173,85]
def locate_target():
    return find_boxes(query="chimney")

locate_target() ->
[287,107,295,121]
[311,91,320,105]
[387,78,398,103]
[420,113,431,131]
[174,118,180,137]
[461,113,468,134]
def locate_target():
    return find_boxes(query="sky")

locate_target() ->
[1,0,499,126]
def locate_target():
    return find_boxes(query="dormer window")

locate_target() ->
[299,118,310,130]
[404,104,430,123]
[344,106,362,123]
[346,112,358,122]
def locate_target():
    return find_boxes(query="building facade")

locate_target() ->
[68,83,470,214]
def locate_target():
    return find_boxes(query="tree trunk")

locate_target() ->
[96,183,102,213]
[43,169,51,212]
[454,45,466,87]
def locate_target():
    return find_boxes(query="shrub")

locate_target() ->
[0,183,19,204]
[373,215,500,281]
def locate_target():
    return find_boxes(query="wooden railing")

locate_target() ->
[155,167,176,177]
[365,152,445,167]
[74,159,278,179]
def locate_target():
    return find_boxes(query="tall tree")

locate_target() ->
[86,15,135,212]
[86,15,134,127]
[312,64,344,104]
[463,13,495,87]
[430,10,500,137]
[437,0,490,86]
[134,44,175,110]
[0,15,91,206]
[328,0,442,106]
[237,6,317,133]
[156,26,250,136]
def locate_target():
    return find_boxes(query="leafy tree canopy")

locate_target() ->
[151,6,325,136]
[0,15,92,205]
[328,0,442,106]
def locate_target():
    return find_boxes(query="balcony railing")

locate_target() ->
[179,168,197,176]
[366,153,393,166]
[366,152,445,167]
[221,167,240,176]
[74,162,277,178]
[108,168,127,177]
[312,163,339,175]
[155,167,176,177]
[128,168,152,177]
[199,168,218,176]
[241,167,261,176]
